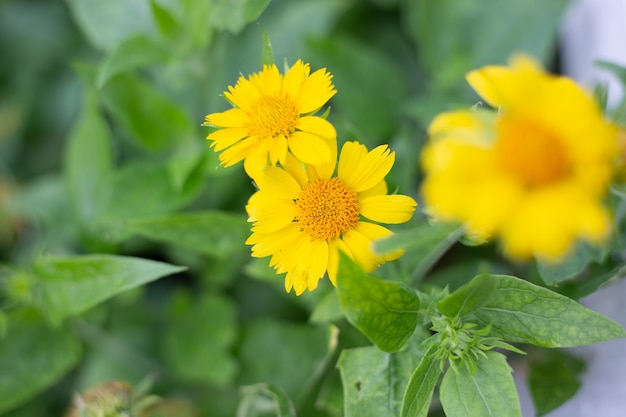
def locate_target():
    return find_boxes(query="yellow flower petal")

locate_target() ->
[288,131,332,165]
[296,67,337,114]
[205,108,247,128]
[207,127,249,152]
[254,166,301,200]
[360,194,417,224]
[296,116,336,139]
[339,143,394,192]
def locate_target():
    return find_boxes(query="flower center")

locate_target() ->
[247,96,299,138]
[495,115,571,187]
[294,178,360,241]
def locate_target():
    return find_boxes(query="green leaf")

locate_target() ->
[238,320,337,404]
[125,211,250,258]
[208,0,272,34]
[536,242,600,286]
[528,349,585,416]
[65,93,114,225]
[237,383,297,417]
[437,272,497,317]
[309,290,344,323]
[0,313,82,414]
[336,252,420,352]
[66,0,157,51]
[100,74,195,151]
[31,254,185,324]
[96,35,169,88]
[338,330,430,417]
[259,24,275,66]
[400,343,441,417]
[163,293,237,387]
[440,351,522,417]
[472,274,626,347]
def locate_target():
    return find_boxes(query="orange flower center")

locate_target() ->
[295,178,360,240]
[495,115,571,187]
[248,96,299,139]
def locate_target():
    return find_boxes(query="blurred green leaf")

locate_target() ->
[97,35,169,88]
[209,0,272,34]
[528,349,585,416]
[31,254,185,324]
[66,0,157,51]
[536,242,602,286]
[125,211,249,258]
[472,274,626,347]
[0,313,82,414]
[101,74,195,151]
[237,383,297,417]
[163,293,237,387]
[238,320,336,404]
[336,252,420,352]
[437,273,496,318]
[309,290,343,323]
[65,93,114,225]
[338,329,430,417]
[259,24,275,66]
[400,343,440,417]
[440,351,521,417]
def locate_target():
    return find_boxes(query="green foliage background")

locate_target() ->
[2,0,622,416]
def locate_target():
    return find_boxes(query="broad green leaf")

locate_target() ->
[310,290,344,323]
[238,320,337,404]
[336,252,420,352]
[338,329,430,417]
[437,272,496,317]
[400,343,441,417]
[65,93,114,225]
[536,242,600,286]
[237,383,297,417]
[163,293,237,387]
[472,274,626,347]
[66,0,157,51]
[208,0,272,34]
[96,35,169,88]
[440,351,521,417]
[100,74,195,151]
[0,313,82,413]
[528,349,585,416]
[125,211,249,258]
[31,254,185,324]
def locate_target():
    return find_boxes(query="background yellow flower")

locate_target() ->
[204,60,337,178]
[421,55,618,261]
[246,141,417,295]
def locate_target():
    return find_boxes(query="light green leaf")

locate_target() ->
[259,24,275,66]
[338,329,430,417]
[100,74,195,151]
[0,313,82,414]
[65,93,114,225]
[400,343,441,417]
[96,35,169,88]
[472,274,626,347]
[309,290,344,323]
[536,242,599,286]
[528,349,585,416]
[208,0,272,34]
[163,293,237,387]
[437,272,497,317]
[125,211,250,258]
[31,254,185,324]
[440,351,521,417]
[336,252,420,352]
[237,383,297,417]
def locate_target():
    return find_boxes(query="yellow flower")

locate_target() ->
[420,55,617,261]
[203,60,337,177]
[246,141,417,295]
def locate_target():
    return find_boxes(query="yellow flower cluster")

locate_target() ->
[420,55,617,261]
[204,60,417,295]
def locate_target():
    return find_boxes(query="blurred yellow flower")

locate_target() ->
[204,60,337,177]
[246,141,417,295]
[421,55,617,261]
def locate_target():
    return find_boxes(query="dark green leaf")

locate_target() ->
[338,329,430,417]
[528,349,585,416]
[336,252,420,352]
[400,343,441,417]
[31,254,185,324]
[163,293,237,387]
[0,313,82,413]
[65,93,114,224]
[237,383,297,417]
[536,242,600,286]
[472,274,626,347]
[440,351,521,417]
[437,273,496,317]
[125,211,250,258]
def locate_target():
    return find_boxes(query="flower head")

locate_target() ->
[246,141,417,295]
[420,55,617,261]
[204,60,337,177]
